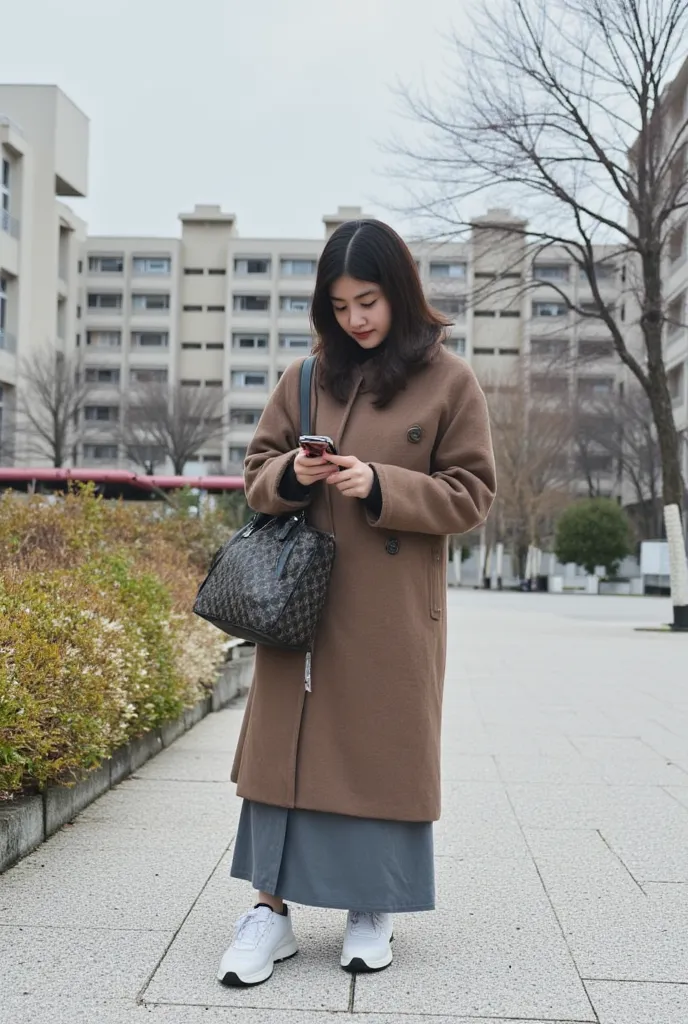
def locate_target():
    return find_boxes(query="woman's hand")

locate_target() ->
[323,454,374,499]
[293,450,339,487]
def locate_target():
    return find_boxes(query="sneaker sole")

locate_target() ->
[341,937,394,974]
[218,942,299,987]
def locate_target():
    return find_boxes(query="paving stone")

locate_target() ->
[601,820,688,882]
[352,856,594,1021]
[135,749,234,783]
[142,852,351,1012]
[586,980,688,1024]
[506,782,688,830]
[441,754,500,782]
[524,828,688,981]
[0,925,173,1021]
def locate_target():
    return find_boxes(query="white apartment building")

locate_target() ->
[0,85,88,464]
[0,82,656,502]
[80,204,625,491]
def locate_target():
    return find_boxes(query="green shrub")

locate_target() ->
[0,487,231,797]
[554,498,632,577]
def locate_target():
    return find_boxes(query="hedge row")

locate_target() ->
[0,486,236,798]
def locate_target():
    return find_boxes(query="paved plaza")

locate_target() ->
[1,590,687,1024]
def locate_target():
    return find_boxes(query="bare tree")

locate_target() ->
[395,0,688,622]
[16,344,88,467]
[121,382,226,476]
[576,384,664,538]
[485,368,575,578]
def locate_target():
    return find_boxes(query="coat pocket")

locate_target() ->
[430,546,442,620]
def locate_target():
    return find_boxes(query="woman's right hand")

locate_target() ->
[293,450,339,487]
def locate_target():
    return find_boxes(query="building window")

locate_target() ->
[133,256,171,275]
[432,297,466,315]
[279,334,311,350]
[130,368,168,384]
[429,262,467,279]
[86,330,122,348]
[131,331,169,348]
[499,310,521,318]
[182,342,202,350]
[579,262,616,282]
[206,342,224,350]
[474,310,496,318]
[229,446,248,464]
[533,301,568,317]
[184,267,204,275]
[234,258,271,275]
[132,293,170,311]
[233,333,269,350]
[531,338,567,358]
[0,276,6,346]
[85,367,121,384]
[88,292,123,310]
[205,379,223,387]
[578,376,615,398]
[533,264,569,282]
[230,408,263,426]
[84,405,119,423]
[499,347,519,355]
[579,339,614,361]
[181,379,201,387]
[207,305,226,312]
[208,268,227,275]
[473,347,496,355]
[83,444,118,461]
[668,363,685,405]
[443,337,466,355]
[532,375,569,395]
[281,259,317,276]
[280,295,311,313]
[183,304,203,312]
[579,301,614,316]
[234,295,270,312]
[88,256,124,274]
[231,370,268,389]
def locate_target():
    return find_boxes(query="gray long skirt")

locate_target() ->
[230,799,435,913]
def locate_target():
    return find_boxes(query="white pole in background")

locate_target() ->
[495,542,504,590]
[478,531,486,590]
[664,504,688,630]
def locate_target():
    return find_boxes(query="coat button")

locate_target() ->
[386,538,400,555]
[407,425,422,444]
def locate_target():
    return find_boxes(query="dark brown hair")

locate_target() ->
[310,219,450,406]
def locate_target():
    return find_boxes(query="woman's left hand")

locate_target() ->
[322,454,374,499]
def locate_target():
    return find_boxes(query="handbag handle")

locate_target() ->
[299,355,317,436]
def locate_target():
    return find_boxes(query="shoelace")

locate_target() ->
[233,907,272,949]
[350,911,384,935]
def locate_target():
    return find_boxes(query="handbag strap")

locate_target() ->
[299,355,317,435]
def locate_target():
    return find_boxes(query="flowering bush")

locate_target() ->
[0,487,233,797]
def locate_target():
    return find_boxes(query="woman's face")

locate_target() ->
[329,275,392,349]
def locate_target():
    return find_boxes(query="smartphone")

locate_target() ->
[299,434,338,458]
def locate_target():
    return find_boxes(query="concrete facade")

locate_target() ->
[2,81,676,504]
[0,85,88,464]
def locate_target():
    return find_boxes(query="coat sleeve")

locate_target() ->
[368,363,496,536]
[243,360,312,516]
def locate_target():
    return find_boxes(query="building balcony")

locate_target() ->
[0,329,17,353]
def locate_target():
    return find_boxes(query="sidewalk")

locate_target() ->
[2,590,688,1024]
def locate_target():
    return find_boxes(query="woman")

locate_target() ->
[218,219,496,987]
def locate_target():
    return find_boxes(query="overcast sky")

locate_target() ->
[2,0,471,240]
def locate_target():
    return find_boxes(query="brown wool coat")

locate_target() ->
[231,346,496,822]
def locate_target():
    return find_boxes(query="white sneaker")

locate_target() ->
[340,911,394,973]
[217,903,298,987]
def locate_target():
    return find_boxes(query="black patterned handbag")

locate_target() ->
[193,356,335,663]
